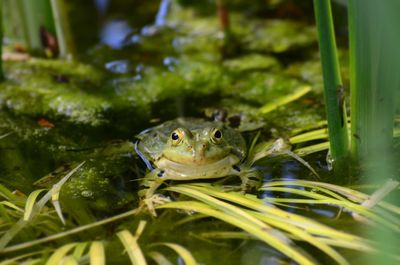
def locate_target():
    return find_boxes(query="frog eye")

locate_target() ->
[171,129,184,145]
[210,128,223,144]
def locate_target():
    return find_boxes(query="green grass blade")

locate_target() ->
[0,208,140,254]
[59,256,79,265]
[0,184,17,201]
[1,201,24,213]
[290,128,328,144]
[89,241,105,265]
[45,243,77,265]
[71,242,88,259]
[183,184,367,242]
[154,243,197,265]
[249,211,351,265]
[159,201,316,265]
[117,227,147,265]
[261,186,399,231]
[0,162,85,249]
[23,189,46,221]
[273,180,400,216]
[147,251,172,265]
[0,251,44,265]
[294,142,330,156]
[0,132,13,140]
[259,85,311,114]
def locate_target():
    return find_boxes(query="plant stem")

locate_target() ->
[313,0,349,171]
[18,0,55,53]
[50,0,76,60]
[348,1,400,263]
[348,1,399,163]
[216,0,230,34]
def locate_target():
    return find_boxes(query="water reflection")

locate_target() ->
[259,160,339,218]
[155,0,170,26]
[105,60,131,74]
[100,20,133,49]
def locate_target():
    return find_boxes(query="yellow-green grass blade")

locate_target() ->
[0,184,19,201]
[263,181,353,202]
[261,186,399,231]
[1,208,140,254]
[1,201,24,213]
[0,251,44,265]
[159,200,317,265]
[199,231,253,240]
[59,256,79,265]
[0,132,13,140]
[90,241,105,265]
[263,180,400,218]
[147,251,173,265]
[200,231,373,252]
[153,243,197,265]
[24,189,46,221]
[167,186,266,227]
[45,243,78,265]
[294,142,330,156]
[288,180,400,214]
[117,229,147,265]
[290,128,328,144]
[259,85,311,114]
[72,242,88,259]
[290,121,328,136]
[249,210,354,265]
[183,184,366,243]
[0,162,85,249]
[25,259,42,265]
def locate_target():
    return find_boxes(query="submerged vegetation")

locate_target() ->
[0,0,399,264]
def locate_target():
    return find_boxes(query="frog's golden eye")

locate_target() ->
[171,129,184,145]
[210,128,223,144]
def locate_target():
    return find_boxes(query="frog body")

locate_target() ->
[135,118,308,215]
[136,118,255,213]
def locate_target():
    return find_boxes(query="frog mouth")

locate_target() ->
[155,154,241,180]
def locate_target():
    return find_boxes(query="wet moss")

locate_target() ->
[241,19,317,53]
[223,54,281,73]
[223,72,307,105]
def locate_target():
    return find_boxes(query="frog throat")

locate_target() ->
[154,154,241,180]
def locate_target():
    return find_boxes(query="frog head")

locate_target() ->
[162,126,232,165]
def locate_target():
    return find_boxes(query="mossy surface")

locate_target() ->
[0,0,325,223]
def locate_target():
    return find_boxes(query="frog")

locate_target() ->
[135,118,316,215]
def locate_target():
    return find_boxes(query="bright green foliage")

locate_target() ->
[348,1,400,264]
[313,0,349,169]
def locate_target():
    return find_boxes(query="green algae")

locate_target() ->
[242,19,317,53]
[223,54,281,73]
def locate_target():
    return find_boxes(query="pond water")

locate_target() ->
[0,1,398,264]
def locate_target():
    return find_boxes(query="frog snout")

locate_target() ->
[193,142,208,158]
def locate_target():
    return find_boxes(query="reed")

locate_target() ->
[313,0,349,172]
[17,0,55,53]
[348,1,399,165]
[50,0,76,60]
[348,1,400,264]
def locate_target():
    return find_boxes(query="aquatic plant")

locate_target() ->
[2,169,399,264]
[348,1,400,263]
[313,0,349,170]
